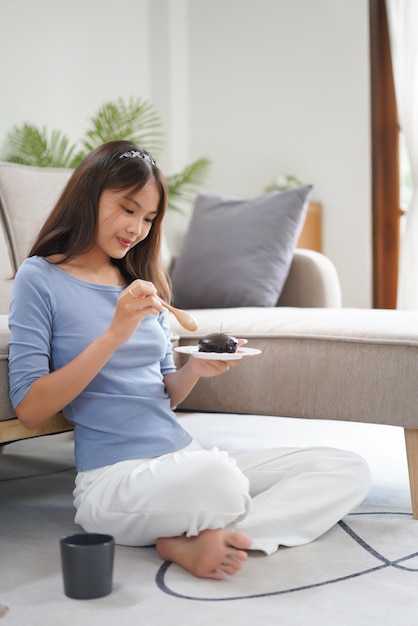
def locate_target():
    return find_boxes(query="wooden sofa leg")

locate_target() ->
[404,428,418,519]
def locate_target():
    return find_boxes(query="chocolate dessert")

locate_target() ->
[198,332,239,354]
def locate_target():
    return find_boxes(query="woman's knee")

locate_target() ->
[346,450,372,498]
[160,448,251,514]
[316,448,372,502]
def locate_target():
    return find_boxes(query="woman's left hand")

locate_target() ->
[164,339,247,409]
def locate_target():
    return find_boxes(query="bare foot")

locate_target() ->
[156,529,252,580]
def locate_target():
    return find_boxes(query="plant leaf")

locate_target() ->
[4,124,79,168]
[166,158,211,213]
[2,98,211,213]
[81,96,164,158]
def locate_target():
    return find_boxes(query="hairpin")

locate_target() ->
[119,150,156,166]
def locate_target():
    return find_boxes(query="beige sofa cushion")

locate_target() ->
[0,217,14,315]
[0,162,73,270]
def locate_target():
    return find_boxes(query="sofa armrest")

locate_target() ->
[277,249,342,308]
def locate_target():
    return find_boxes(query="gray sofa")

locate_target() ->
[1,161,418,520]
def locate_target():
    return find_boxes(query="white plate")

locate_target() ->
[174,346,262,360]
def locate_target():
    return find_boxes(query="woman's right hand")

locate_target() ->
[108,279,164,345]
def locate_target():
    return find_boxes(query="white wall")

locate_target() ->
[0,0,152,147]
[184,0,372,308]
[0,0,372,307]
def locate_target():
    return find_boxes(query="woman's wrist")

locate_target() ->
[100,326,126,352]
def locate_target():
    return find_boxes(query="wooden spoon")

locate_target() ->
[158,298,199,332]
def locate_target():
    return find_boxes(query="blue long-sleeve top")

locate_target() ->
[8,257,192,471]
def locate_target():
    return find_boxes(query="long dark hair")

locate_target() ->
[29,140,171,301]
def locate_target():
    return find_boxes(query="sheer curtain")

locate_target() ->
[386,0,418,309]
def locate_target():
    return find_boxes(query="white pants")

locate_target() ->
[73,441,371,555]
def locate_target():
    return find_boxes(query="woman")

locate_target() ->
[8,140,371,580]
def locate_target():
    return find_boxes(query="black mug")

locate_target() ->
[60,533,115,600]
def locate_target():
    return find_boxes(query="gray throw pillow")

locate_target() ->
[171,185,312,308]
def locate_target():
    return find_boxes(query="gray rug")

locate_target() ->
[1,414,417,625]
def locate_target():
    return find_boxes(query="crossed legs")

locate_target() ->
[73,442,371,579]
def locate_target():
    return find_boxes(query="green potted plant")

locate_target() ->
[2,96,210,214]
